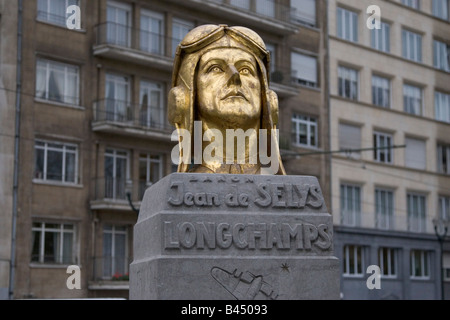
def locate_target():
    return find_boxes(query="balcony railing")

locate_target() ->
[93,99,174,132]
[184,0,296,24]
[94,22,179,60]
[91,256,132,281]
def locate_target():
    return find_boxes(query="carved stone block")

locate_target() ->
[130,173,340,300]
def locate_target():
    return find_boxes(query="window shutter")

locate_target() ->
[291,52,317,84]
[339,123,361,151]
[405,137,426,169]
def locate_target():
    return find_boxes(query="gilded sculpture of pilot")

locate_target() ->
[168,24,286,175]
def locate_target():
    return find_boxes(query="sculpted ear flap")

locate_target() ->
[168,85,189,127]
[267,89,279,127]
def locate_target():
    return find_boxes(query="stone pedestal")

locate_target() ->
[130,173,339,300]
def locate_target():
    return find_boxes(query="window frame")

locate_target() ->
[37,0,80,28]
[343,244,365,277]
[338,65,359,100]
[102,224,129,279]
[375,188,395,230]
[371,21,390,53]
[378,247,398,278]
[372,74,391,108]
[437,143,450,174]
[407,192,427,233]
[340,183,362,227]
[104,148,130,200]
[337,7,358,43]
[410,249,431,279]
[139,153,164,199]
[36,58,80,106]
[435,91,450,123]
[373,131,394,164]
[34,139,79,185]
[402,28,422,62]
[291,114,318,148]
[31,221,77,265]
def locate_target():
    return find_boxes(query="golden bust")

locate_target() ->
[168,24,285,175]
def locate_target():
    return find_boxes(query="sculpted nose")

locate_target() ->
[226,65,241,86]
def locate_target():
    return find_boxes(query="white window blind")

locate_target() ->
[339,123,361,158]
[291,52,317,86]
[405,137,426,170]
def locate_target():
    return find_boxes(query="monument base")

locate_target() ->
[131,256,339,300]
[130,173,340,300]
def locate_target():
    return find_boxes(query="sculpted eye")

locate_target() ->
[239,67,253,76]
[208,65,223,73]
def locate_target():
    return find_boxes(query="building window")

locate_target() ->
[291,114,317,148]
[405,137,426,170]
[34,140,78,184]
[340,184,361,226]
[339,123,361,159]
[410,250,430,279]
[378,247,398,277]
[290,0,316,26]
[372,75,390,108]
[139,153,163,199]
[371,21,390,53]
[36,58,80,105]
[103,225,128,279]
[291,52,317,87]
[172,18,194,56]
[229,0,251,10]
[343,245,364,276]
[338,66,358,100]
[373,131,393,164]
[37,0,79,27]
[106,1,132,47]
[432,0,449,20]
[140,10,165,55]
[402,29,422,62]
[439,196,450,220]
[105,73,131,122]
[31,222,76,264]
[255,0,275,18]
[407,193,427,232]
[140,80,164,129]
[375,189,394,230]
[435,91,450,123]
[337,7,358,42]
[104,149,128,200]
[437,143,450,174]
[403,84,422,115]
[434,40,450,72]
[402,0,420,9]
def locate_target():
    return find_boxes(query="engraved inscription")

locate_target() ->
[167,179,324,209]
[164,221,332,251]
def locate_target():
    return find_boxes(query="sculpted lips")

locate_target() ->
[221,90,248,101]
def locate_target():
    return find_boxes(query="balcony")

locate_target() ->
[93,22,175,70]
[269,66,301,98]
[88,256,132,292]
[165,0,299,35]
[92,99,175,140]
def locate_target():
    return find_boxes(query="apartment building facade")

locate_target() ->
[5,0,329,299]
[329,0,450,299]
[0,0,19,300]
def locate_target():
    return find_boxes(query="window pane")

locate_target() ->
[47,150,63,181]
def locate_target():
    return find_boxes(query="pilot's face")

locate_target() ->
[196,48,261,126]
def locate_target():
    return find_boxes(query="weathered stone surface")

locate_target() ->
[130,173,340,300]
